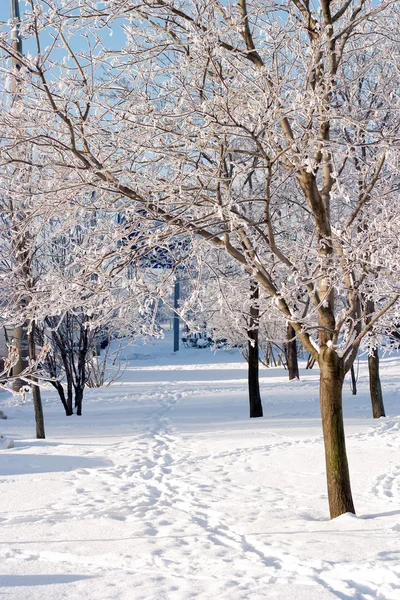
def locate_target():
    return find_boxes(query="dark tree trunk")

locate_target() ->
[248,281,263,418]
[306,354,316,369]
[52,381,68,414]
[368,348,385,418]
[319,348,355,519]
[63,360,74,416]
[365,300,385,418]
[66,387,73,416]
[286,324,299,380]
[75,387,84,416]
[350,365,357,395]
[48,370,73,416]
[74,327,88,416]
[248,337,263,418]
[28,322,45,439]
[54,382,73,416]
[45,346,74,416]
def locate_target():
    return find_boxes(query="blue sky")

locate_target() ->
[1,1,127,57]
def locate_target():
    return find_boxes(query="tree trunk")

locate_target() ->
[350,365,357,395]
[64,363,74,416]
[53,381,68,414]
[44,352,73,416]
[365,300,385,418]
[75,387,84,416]
[28,322,45,439]
[66,386,73,416]
[319,348,355,519]
[248,281,263,418]
[368,348,385,418]
[248,336,263,418]
[12,324,29,392]
[53,382,73,416]
[286,324,299,380]
[306,354,316,369]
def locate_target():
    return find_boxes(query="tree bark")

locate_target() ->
[319,348,355,519]
[368,348,385,418]
[248,336,263,418]
[248,281,263,418]
[306,354,316,369]
[44,353,73,416]
[12,324,29,392]
[75,387,84,416]
[350,365,357,395]
[365,300,386,418]
[286,324,299,380]
[52,382,73,416]
[28,322,45,439]
[62,356,74,416]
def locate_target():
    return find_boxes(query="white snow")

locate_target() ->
[0,334,399,600]
[0,434,13,449]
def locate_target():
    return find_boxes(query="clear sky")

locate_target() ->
[1,1,127,57]
[1,2,11,20]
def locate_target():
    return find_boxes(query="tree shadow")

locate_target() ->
[0,454,112,476]
[0,574,95,587]
[361,509,400,519]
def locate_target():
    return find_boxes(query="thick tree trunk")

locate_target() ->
[368,348,385,418]
[319,349,355,519]
[28,323,45,439]
[286,324,299,380]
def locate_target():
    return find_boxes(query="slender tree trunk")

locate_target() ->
[57,383,73,416]
[66,386,73,416]
[64,362,74,416]
[51,381,68,415]
[45,354,73,416]
[368,348,385,418]
[365,300,386,418]
[248,336,263,418]
[306,354,316,369]
[75,387,84,416]
[28,322,45,439]
[56,356,73,415]
[286,324,299,380]
[58,342,73,415]
[350,365,357,395]
[319,348,355,518]
[248,281,263,418]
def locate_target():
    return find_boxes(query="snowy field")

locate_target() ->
[1,335,399,600]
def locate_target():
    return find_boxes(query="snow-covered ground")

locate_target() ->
[1,334,399,600]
